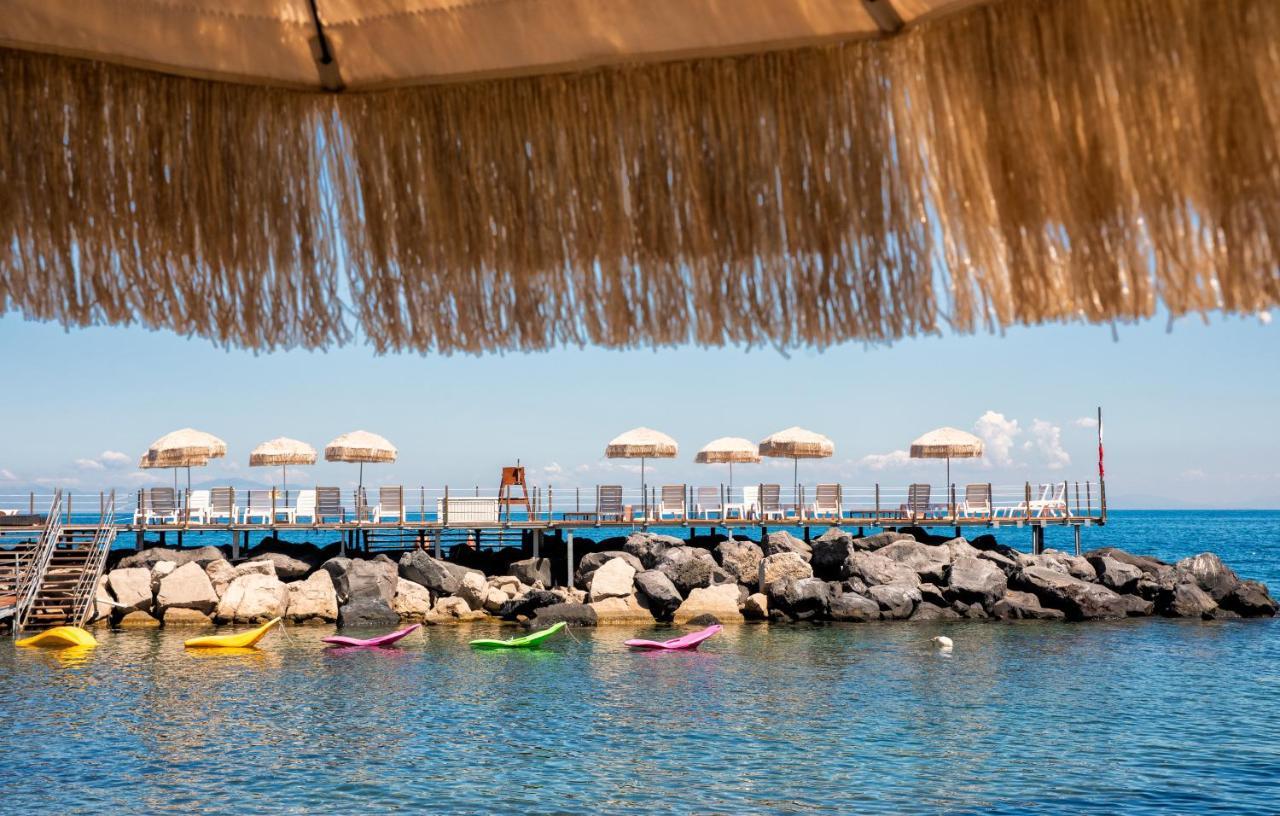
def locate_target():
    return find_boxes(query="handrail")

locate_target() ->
[68,490,117,627]
[13,490,63,633]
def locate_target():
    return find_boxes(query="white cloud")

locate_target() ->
[0,468,16,481]
[857,450,912,470]
[1180,468,1206,480]
[1071,416,1098,429]
[1259,310,1273,325]
[541,462,564,476]
[75,458,105,471]
[974,411,1020,467]
[1028,419,1070,470]
[36,476,79,486]
[99,450,130,468]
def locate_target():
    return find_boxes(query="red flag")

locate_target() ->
[1097,409,1105,479]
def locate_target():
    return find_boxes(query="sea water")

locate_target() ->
[1,511,1276,814]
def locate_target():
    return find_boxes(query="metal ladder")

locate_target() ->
[16,492,117,632]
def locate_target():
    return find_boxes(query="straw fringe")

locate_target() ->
[3,0,1278,354]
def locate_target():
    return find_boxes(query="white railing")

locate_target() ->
[0,479,1105,526]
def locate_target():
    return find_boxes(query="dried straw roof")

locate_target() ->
[910,427,984,459]
[695,437,762,465]
[3,0,1278,354]
[758,427,834,459]
[139,428,226,469]
[605,428,678,459]
[249,437,318,467]
[324,430,398,464]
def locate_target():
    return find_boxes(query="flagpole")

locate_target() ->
[1097,406,1107,524]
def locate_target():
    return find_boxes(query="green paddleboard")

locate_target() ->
[470,621,566,650]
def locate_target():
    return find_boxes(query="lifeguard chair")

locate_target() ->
[498,462,531,522]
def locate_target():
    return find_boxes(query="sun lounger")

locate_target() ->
[1029,482,1068,518]
[695,487,722,519]
[373,486,404,523]
[134,487,179,525]
[597,485,625,522]
[758,484,784,520]
[285,489,316,524]
[809,483,841,519]
[902,483,930,519]
[184,489,211,524]
[240,489,274,524]
[658,484,687,519]
[959,484,992,518]
[208,487,236,523]
[315,487,345,523]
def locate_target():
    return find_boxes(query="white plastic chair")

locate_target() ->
[286,489,316,524]
[185,489,211,524]
[695,487,722,519]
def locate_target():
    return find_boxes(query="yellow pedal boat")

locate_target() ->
[184,617,281,649]
[16,626,98,648]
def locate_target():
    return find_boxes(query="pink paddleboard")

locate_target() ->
[322,623,422,648]
[625,624,722,651]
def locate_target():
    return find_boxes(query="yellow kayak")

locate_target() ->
[184,617,281,649]
[16,626,98,648]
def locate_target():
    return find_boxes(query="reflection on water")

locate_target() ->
[2,619,1278,815]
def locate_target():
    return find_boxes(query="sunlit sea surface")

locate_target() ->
[2,511,1277,814]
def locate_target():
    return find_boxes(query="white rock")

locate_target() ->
[932,635,954,651]
[673,584,745,624]
[758,552,813,590]
[92,575,114,623]
[285,570,339,623]
[107,567,153,613]
[457,571,488,611]
[589,593,655,624]
[588,557,637,602]
[205,559,237,597]
[483,587,509,613]
[233,560,277,579]
[156,561,219,614]
[150,560,178,593]
[214,573,289,623]
[392,577,433,621]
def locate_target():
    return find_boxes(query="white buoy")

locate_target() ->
[931,635,953,650]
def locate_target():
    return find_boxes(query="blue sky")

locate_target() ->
[1,311,1276,508]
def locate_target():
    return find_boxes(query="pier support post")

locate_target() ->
[433,530,441,559]
[1073,524,1082,557]
[232,532,240,560]
[1031,525,1045,555]
[565,530,574,589]
[533,529,542,560]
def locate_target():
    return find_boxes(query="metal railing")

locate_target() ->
[68,491,117,627]
[13,490,63,633]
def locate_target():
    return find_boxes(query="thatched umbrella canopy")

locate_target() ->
[249,437,317,502]
[139,428,226,495]
[325,431,397,504]
[910,427,984,488]
[695,437,760,492]
[4,1,1277,355]
[606,428,677,511]
[758,427,834,501]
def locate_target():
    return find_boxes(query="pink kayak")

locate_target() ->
[322,623,422,648]
[626,624,722,651]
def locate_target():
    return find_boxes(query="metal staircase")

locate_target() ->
[16,492,117,633]
[5,491,63,629]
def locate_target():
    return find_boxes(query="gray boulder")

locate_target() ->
[829,591,880,622]
[576,550,643,588]
[991,590,1067,621]
[155,561,219,615]
[1221,580,1278,617]
[633,570,683,620]
[337,597,399,627]
[810,528,858,579]
[623,531,684,569]
[248,551,312,581]
[106,567,153,614]
[867,583,921,619]
[1174,553,1240,601]
[854,531,916,551]
[845,551,920,588]
[1164,581,1217,618]
[117,546,225,570]
[509,557,552,588]
[1087,555,1143,594]
[758,551,813,591]
[323,556,398,605]
[1012,566,1128,620]
[952,600,990,619]
[946,556,1008,607]
[497,589,561,620]
[910,602,961,621]
[526,602,598,628]
[941,537,982,561]
[1085,547,1171,576]
[1117,594,1155,617]
[917,583,948,607]
[714,538,764,587]
[763,530,811,560]
[776,577,831,621]
[656,546,717,596]
[397,551,482,597]
[977,548,1020,575]
[878,541,950,583]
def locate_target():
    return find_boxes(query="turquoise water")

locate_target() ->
[2,511,1278,814]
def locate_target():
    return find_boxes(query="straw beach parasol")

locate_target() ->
[249,437,317,504]
[910,427,984,489]
[139,428,226,496]
[606,428,678,512]
[758,427,834,503]
[695,437,760,494]
[325,431,397,505]
[5,2,1278,355]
